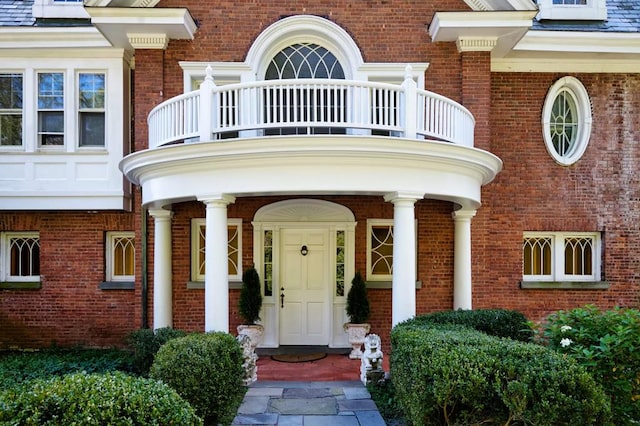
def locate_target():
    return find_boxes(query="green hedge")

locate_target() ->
[402,308,533,342]
[542,305,640,424]
[0,371,202,425]
[0,348,134,390]
[126,327,187,376]
[391,324,611,425]
[150,332,246,426]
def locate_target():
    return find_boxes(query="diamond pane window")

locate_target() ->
[263,230,273,297]
[336,230,345,297]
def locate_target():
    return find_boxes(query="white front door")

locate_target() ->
[279,228,330,345]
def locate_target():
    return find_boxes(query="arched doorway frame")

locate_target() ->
[252,199,356,348]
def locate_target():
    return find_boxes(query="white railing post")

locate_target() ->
[199,65,216,142]
[401,65,417,139]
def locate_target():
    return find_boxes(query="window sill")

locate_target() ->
[0,281,41,290]
[99,281,134,290]
[365,281,422,289]
[520,281,610,290]
[187,281,243,290]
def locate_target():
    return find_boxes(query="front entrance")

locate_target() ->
[279,229,330,345]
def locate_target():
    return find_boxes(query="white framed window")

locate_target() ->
[191,218,242,282]
[106,232,135,282]
[542,76,592,166]
[536,0,607,21]
[367,219,394,281]
[78,72,105,147]
[37,72,65,148]
[0,73,23,147]
[523,232,601,282]
[1,232,40,282]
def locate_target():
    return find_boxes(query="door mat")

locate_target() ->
[270,353,327,363]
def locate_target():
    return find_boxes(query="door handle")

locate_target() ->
[280,286,285,308]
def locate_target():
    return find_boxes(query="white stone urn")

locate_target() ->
[237,324,264,353]
[343,323,371,359]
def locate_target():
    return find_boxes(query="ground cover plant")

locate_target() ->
[541,305,640,425]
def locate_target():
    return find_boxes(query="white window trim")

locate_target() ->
[0,72,24,150]
[523,231,601,282]
[105,231,135,282]
[542,76,592,166]
[536,0,607,21]
[1,232,40,282]
[77,71,107,148]
[366,219,394,282]
[191,218,243,282]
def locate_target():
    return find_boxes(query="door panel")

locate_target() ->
[279,229,330,345]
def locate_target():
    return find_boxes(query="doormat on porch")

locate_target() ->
[270,353,327,363]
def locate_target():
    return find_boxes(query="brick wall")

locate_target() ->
[0,212,136,349]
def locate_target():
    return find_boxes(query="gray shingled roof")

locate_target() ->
[533,0,640,32]
[0,0,35,27]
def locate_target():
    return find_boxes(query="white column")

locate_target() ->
[148,208,173,330]
[199,194,236,332]
[384,192,422,327]
[452,209,476,310]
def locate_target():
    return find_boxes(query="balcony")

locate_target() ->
[122,66,501,211]
[147,66,475,149]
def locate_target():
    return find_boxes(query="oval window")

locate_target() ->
[542,76,592,166]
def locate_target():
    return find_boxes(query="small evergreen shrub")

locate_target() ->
[126,327,187,376]
[0,371,202,425]
[150,332,246,426]
[404,308,533,341]
[238,267,263,324]
[391,323,611,425]
[0,348,134,390]
[542,305,640,424]
[346,272,370,323]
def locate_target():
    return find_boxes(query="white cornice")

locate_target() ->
[464,0,537,11]
[0,27,111,49]
[429,11,537,57]
[86,7,197,50]
[494,30,640,72]
[128,33,168,49]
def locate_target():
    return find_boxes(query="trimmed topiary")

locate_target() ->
[403,308,533,342]
[0,371,202,425]
[150,332,246,426]
[238,267,263,324]
[391,323,611,426]
[346,272,370,324]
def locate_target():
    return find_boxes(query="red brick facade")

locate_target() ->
[1,1,638,349]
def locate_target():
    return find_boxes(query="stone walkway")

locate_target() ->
[232,380,386,425]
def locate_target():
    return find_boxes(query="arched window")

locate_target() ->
[542,76,592,165]
[264,43,346,135]
[265,43,344,80]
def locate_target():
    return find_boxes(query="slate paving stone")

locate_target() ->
[270,396,338,415]
[237,396,270,414]
[282,387,333,398]
[338,398,379,411]
[355,410,387,426]
[231,413,279,425]
[276,415,304,425]
[343,386,371,400]
[303,415,361,426]
[246,387,284,397]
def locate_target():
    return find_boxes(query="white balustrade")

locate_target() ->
[147,71,475,149]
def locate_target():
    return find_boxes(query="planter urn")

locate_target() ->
[344,322,371,359]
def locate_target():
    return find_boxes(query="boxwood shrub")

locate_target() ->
[0,371,202,425]
[150,332,246,426]
[126,327,187,376]
[391,323,611,425]
[402,308,533,342]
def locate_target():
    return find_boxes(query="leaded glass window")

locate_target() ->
[336,230,345,297]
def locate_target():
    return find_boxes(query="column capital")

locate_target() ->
[198,193,236,206]
[383,191,424,204]
[148,208,173,220]
[452,209,477,221]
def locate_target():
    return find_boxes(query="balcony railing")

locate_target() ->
[148,66,475,149]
